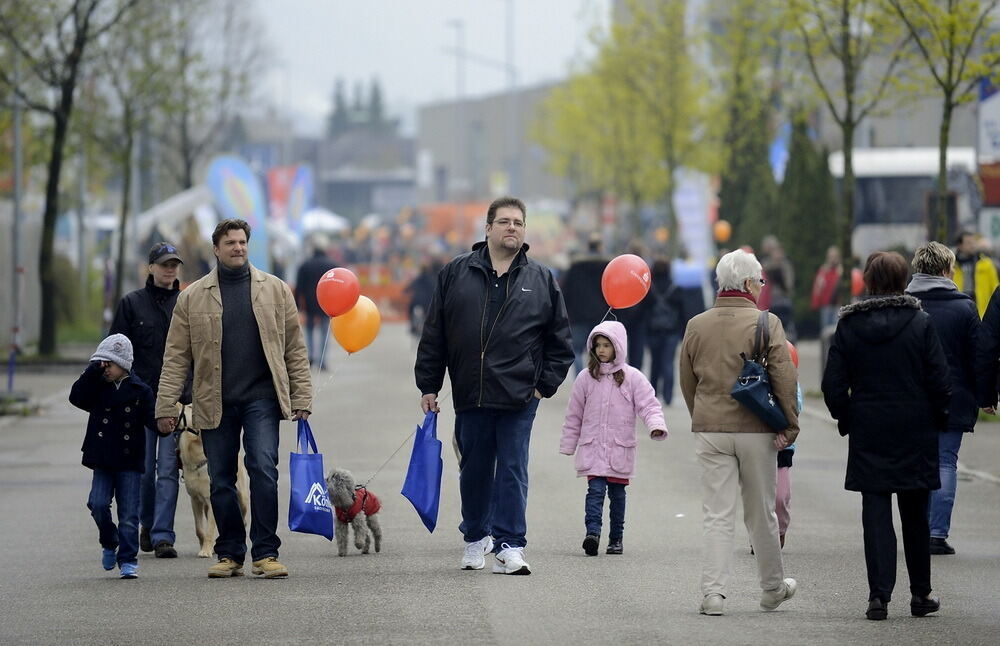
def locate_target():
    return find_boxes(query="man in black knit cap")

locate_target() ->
[155,219,312,579]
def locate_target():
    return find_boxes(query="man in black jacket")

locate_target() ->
[294,236,337,369]
[415,196,574,576]
[560,233,608,373]
[109,242,190,559]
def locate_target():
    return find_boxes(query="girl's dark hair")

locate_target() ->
[587,334,624,386]
[863,251,909,295]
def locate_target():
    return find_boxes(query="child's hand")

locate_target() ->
[650,429,667,440]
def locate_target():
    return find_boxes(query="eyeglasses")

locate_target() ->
[748,277,766,286]
[492,218,525,229]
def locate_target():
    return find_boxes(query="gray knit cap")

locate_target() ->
[91,333,134,372]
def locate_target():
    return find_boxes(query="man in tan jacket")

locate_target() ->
[679,249,798,616]
[156,219,312,579]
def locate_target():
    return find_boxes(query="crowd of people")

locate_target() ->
[67,198,999,623]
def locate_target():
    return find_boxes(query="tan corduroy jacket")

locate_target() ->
[679,296,799,442]
[155,264,313,430]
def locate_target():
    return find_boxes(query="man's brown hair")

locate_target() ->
[486,197,526,225]
[212,218,252,247]
[863,251,909,295]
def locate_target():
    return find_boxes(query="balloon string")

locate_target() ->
[311,324,344,398]
[600,307,618,323]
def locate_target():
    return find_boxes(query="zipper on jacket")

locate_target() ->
[477,262,524,407]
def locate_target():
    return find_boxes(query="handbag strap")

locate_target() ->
[753,310,771,365]
[297,418,319,455]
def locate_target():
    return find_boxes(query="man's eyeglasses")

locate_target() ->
[492,218,525,229]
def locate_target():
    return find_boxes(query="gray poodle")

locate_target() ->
[325,468,383,557]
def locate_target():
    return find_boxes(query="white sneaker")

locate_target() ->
[460,536,494,570]
[492,543,531,575]
[760,577,797,611]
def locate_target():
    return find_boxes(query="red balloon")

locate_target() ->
[786,340,799,368]
[601,254,651,309]
[316,268,360,317]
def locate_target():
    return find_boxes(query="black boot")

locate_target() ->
[866,598,888,621]
[929,537,955,555]
[582,534,599,556]
[606,538,623,555]
[910,595,940,617]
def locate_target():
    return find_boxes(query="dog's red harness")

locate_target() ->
[335,486,381,523]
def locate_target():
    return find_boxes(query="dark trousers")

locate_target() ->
[861,490,932,603]
[647,332,680,404]
[455,399,539,551]
[584,477,627,540]
[201,398,281,563]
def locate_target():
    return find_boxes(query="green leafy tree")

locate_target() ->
[887,0,1000,240]
[368,77,384,128]
[787,0,911,288]
[327,78,348,138]
[0,0,138,355]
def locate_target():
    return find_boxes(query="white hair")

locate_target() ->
[716,249,762,292]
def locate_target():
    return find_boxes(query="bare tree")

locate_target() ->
[0,0,138,355]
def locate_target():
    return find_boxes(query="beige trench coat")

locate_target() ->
[679,296,799,443]
[155,264,313,430]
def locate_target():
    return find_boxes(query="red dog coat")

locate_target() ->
[335,487,381,523]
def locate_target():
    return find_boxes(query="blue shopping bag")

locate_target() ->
[400,411,443,533]
[288,418,334,540]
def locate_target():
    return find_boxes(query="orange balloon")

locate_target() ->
[786,340,799,368]
[316,268,360,317]
[331,295,381,354]
[601,254,651,309]
[714,219,732,243]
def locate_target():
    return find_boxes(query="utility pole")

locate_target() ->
[8,52,23,393]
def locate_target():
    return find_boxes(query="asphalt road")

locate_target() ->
[1,323,998,645]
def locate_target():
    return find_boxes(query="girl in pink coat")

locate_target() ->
[560,320,667,555]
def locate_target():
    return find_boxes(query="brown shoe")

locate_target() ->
[207,557,244,578]
[251,556,288,578]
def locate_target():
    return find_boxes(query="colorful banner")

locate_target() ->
[266,166,297,223]
[979,78,1000,161]
[207,156,269,271]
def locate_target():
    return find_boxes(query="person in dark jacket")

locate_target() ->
[69,334,156,579]
[404,257,443,341]
[415,196,574,575]
[109,241,190,559]
[905,242,980,556]
[560,233,609,374]
[646,258,683,403]
[822,251,950,621]
[294,236,337,369]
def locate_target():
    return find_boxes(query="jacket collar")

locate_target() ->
[713,296,759,309]
[469,241,530,271]
[839,294,921,318]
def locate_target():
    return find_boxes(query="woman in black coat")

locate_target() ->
[822,251,951,621]
[904,242,980,557]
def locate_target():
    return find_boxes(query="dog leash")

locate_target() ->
[358,387,451,489]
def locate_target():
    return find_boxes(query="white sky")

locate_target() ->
[253,0,610,136]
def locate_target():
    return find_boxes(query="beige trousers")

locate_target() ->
[696,432,785,597]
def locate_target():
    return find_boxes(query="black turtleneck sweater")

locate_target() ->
[218,263,276,406]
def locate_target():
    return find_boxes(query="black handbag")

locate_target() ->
[730,310,789,430]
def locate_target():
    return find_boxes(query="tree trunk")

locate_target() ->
[840,123,856,298]
[38,112,71,356]
[935,98,952,242]
[113,133,134,308]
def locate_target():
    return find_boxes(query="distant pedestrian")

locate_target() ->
[679,249,799,617]
[823,251,950,620]
[561,233,610,373]
[760,236,797,342]
[953,230,999,318]
[646,258,684,404]
[559,321,667,557]
[69,334,156,580]
[295,235,337,369]
[905,242,979,556]
[811,245,843,330]
[415,196,574,575]
[404,258,443,341]
[109,242,190,559]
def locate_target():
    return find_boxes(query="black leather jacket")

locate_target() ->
[415,242,574,412]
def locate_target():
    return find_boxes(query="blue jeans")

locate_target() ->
[455,398,539,551]
[201,398,281,563]
[88,468,141,565]
[585,477,627,540]
[140,426,179,545]
[929,430,964,539]
[571,323,592,375]
[648,332,680,404]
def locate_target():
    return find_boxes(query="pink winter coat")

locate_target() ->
[559,321,667,480]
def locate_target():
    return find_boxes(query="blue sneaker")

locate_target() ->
[102,548,116,571]
[119,562,138,579]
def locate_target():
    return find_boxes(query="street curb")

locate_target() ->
[0,386,70,431]
[801,404,1000,486]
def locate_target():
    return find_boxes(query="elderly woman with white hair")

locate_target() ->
[679,249,799,616]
